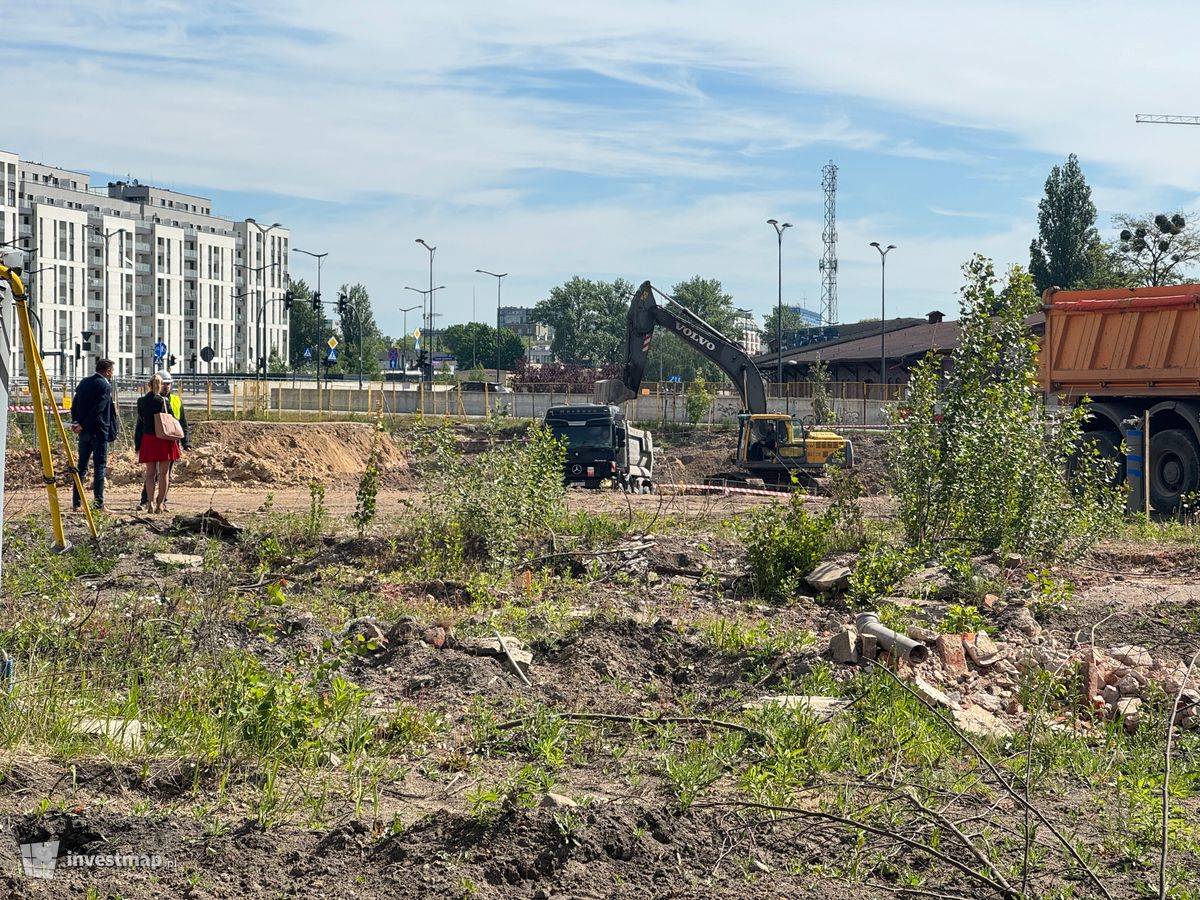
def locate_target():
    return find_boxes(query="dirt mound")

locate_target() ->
[122,421,408,487]
[5,421,411,492]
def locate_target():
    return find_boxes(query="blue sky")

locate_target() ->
[9,1,1200,338]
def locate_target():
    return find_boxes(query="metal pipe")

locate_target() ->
[856,612,930,663]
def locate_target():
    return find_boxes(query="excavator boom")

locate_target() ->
[596,280,767,411]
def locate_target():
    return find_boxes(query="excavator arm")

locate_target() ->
[596,280,767,412]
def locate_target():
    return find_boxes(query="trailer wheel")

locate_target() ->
[1149,429,1200,514]
[1071,429,1124,487]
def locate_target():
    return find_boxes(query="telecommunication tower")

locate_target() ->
[819,161,838,325]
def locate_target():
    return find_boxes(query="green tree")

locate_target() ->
[335,283,386,378]
[1029,154,1103,293]
[1112,212,1200,286]
[646,277,739,382]
[533,277,633,364]
[888,255,1119,560]
[441,322,525,371]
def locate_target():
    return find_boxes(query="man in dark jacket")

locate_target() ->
[71,358,117,510]
[136,370,189,511]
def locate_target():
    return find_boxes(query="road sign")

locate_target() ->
[326,348,337,362]
[327,336,338,350]
[413,328,421,339]
[154,340,167,358]
[303,347,313,360]
[668,375,682,383]
[200,346,215,363]
[388,348,398,369]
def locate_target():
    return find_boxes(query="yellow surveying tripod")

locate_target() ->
[0,260,98,551]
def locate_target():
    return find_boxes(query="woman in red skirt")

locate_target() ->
[137,373,181,512]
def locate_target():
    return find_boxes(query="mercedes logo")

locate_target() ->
[571,464,582,474]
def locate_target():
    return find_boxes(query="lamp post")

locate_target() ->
[869,242,896,400]
[405,285,443,377]
[415,238,436,377]
[398,304,420,371]
[476,269,507,382]
[244,221,284,381]
[293,248,328,380]
[89,224,123,360]
[235,260,281,377]
[767,219,791,407]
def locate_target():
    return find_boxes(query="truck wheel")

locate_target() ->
[1149,429,1200,514]
[1072,429,1124,487]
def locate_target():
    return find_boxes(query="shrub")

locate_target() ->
[809,356,836,425]
[887,256,1120,562]
[733,492,828,601]
[847,542,919,605]
[411,421,566,569]
[685,381,714,424]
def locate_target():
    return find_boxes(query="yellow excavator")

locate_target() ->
[596,280,852,487]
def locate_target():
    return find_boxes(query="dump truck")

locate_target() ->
[596,280,853,488]
[1043,284,1200,512]
[544,403,655,492]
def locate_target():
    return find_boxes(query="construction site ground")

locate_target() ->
[0,419,1196,899]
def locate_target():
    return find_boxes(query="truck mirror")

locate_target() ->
[616,428,626,447]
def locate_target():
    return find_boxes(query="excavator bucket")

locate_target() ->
[594,378,635,405]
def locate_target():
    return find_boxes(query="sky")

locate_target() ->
[7,1,1200,339]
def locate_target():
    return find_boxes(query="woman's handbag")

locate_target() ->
[154,411,185,441]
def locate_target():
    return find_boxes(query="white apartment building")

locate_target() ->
[0,150,289,380]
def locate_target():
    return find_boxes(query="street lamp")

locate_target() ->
[242,220,284,378]
[476,269,507,382]
[415,238,436,371]
[404,284,444,376]
[767,219,791,405]
[235,260,281,377]
[293,248,329,383]
[398,303,420,371]
[88,224,123,359]
[870,242,897,400]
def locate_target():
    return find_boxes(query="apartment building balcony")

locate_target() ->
[20,224,32,236]
[136,305,152,317]
[184,248,197,260]
[88,275,103,289]
[137,325,151,337]
[135,282,152,295]
[87,295,105,310]
[88,233,102,245]
[135,262,151,274]
[184,326,196,339]
[135,242,150,253]
[184,289,197,301]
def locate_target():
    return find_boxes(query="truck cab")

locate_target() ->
[544,404,654,492]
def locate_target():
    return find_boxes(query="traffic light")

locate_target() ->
[417,349,430,370]
[168,354,177,368]
[311,291,321,312]
[284,290,294,311]
[337,291,347,315]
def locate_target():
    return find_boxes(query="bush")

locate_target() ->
[888,256,1120,562]
[809,356,836,425]
[411,421,566,569]
[685,381,714,424]
[733,492,828,601]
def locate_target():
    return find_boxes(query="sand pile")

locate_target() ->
[5,421,410,490]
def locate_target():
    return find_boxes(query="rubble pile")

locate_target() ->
[813,560,1199,737]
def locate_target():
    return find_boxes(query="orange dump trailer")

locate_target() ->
[1043,285,1200,512]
